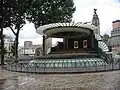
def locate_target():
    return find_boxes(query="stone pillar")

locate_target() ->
[42,36,45,55]
[63,38,66,49]
[45,37,52,54]
[63,38,68,50]
[43,36,52,55]
[91,32,94,49]
[66,38,68,49]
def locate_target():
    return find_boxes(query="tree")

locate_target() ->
[9,0,75,61]
[10,41,16,57]
[0,47,7,58]
[0,0,29,64]
[0,0,16,65]
[27,0,76,28]
[0,35,7,64]
[35,47,42,56]
[27,0,75,55]
[9,0,32,62]
[1,0,75,63]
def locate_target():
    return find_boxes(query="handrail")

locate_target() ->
[97,48,113,64]
[93,38,113,64]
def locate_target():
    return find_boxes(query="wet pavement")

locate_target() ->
[0,66,120,90]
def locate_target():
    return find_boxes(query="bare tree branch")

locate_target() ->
[9,26,16,35]
[20,24,24,29]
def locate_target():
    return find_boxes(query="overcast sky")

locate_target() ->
[4,0,120,46]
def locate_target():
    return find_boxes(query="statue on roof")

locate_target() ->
[94,8,97,14]
[92,8,100,34]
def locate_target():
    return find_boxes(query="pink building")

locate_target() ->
[113,20,120,29]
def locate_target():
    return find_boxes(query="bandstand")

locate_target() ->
[5,9,116,74]
[23,22,112,73]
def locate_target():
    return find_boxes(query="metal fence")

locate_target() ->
[5,60,120,74]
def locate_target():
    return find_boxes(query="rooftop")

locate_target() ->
[36,22,96,37]
[112,20,120,23]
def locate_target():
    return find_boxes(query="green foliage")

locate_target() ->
[27,0,76,28]
[7,0,33,61]
[0,0,16,28]
[117,52,120,55]
[10,0,32,29]
[35,47,42,56]
[0,0,76,62]
[0,47,7,55]
[10,42,16,56]
[0,0,31,28]
[0,35,8,55]
[0,0,18,64]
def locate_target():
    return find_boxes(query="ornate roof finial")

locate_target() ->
[94,8,97,14]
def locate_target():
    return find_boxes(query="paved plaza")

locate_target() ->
[0,66,120,90]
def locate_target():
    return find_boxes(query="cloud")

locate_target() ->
[3,23,40,39]
[3,28,16,38]
[19,37,42,46]
[4,22,42,45]
[19,23,40,39]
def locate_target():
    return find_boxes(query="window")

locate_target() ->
[32,49,34,52]
[83,40,87,48]
[74,41,78,49]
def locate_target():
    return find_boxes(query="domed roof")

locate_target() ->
[36,22,97,37]
[108,36,120,46]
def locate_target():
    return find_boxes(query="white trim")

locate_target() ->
[74,41,79,49]
[45,27,91,37]
[83,40,87,48]
[36,22,96,36]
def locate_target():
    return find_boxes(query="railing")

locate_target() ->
[97,48,113,63]
[5,61,120,74]
[93,38,113,63]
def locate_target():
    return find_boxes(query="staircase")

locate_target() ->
[94,36,113,64]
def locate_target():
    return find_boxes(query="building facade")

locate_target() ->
[19,41,42,56]
[92,9,100,35]
[0,35,14,62]
[24,41,33,48]
[108,20,120,55]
